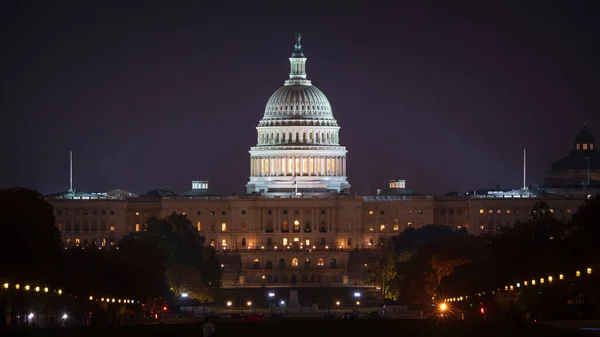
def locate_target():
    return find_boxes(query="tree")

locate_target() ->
[0,188,62,283]
[165,264,212,302]
[133,213,222,300]
[367,239,398,300]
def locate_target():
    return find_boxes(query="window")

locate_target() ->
[197,221,201,231]
[320,237,326,246]
[242,238,246,246]
[488,209,493,214]
[304,221,311,232]
[221,211,226,215]
[267,238,272,246]
[368,224,374,231]
[110,225,115,231]
[75,238,81,246]
[294,210,299,215]
[304,258,311,269]
[283,210,288,215]
[577,144,581,149]
[407,221,413,227]
[268,210,272,215]
[279,259,286,269]
[135,224,140,232]
[110,211,114,215]
[266,260,273,269]
[583,144,588,150]
[317,258,324,266]
[282,221,289,232]
[265,221,273,233]
[135,212,139,216]
[418,210,423,214]
[330,258,337,269]
[210,211,215,215]
[506,209,511,214]
[480,225,484,230]
[197,211,201,215]
[283,238,288,246]
[293,220,300,232]
[320,210,326,215]
[347,238,352,246]
[221,239,227,247]
[368,210,374,215]
[293,237,299,242]
[305,239,310,246]
[319,221,327,233]
[380,210,385,215]
[567,209,572,214]
[292,258,299,267]
[380,224,385,231]
[241,223,248,231]
[496,209,501,214]
[393,224,399,231]
[457,225,462,229]
[221,222,227,232]
[241,210,246,215]
[253,258,259,269]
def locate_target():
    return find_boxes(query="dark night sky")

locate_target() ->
[2,1,599,195]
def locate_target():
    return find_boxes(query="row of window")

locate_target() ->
[251,258,337,269]
[57,209,115,216]
[65,238,114,247]
[262,274,324,284]
[59,220,115,233]
[212,237,374,249]
[368,209,424,215]
[478,208,572,215]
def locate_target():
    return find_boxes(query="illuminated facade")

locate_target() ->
[45,34,591,288]
[246,32,350,194]
[49,181,584,288]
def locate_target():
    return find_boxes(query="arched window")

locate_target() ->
[241,223,247,231]
[253,258,259,269]
[304,258,311,269]
[292,258,299,267]
[265,221,273,233]
[330,258,337,269]
[310,274,316,283]
[279,259,286,269]
[305,221,311,232]
[317,258,324,266]
[266,260,273,269]
[282,221,289,232]
[293,220,300,232]
[301,275,308,283]
[241,238,246,246]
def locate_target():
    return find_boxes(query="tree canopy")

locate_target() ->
[0,188,62,284]
[131,213,222,300]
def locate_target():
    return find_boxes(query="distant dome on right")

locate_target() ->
[544,124,600,188]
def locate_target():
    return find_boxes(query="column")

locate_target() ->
[343,157,346,176]
[321,157,325,176]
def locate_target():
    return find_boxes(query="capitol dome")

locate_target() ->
[246,32,350,194]
[263,85,334,119]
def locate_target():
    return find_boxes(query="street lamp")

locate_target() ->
[247,301,252,309]
[181,293,189,298]
[268,292,275,314]
[3,283,8,290]
[354,292,361,298]
[440,303,448,311]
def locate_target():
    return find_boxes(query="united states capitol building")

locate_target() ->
[46,34,597,288]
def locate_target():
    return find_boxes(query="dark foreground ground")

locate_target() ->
[2,318,596,337]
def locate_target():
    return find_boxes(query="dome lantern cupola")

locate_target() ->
[575,123,595,151]
[286,31,310,86]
